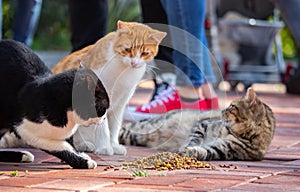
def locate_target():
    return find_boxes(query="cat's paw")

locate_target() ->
[178,146,207,160]
[95,146,114,156]
[87,159,97,169]
[79,152,97,169]
[21,151,34,162]
[112,144,127,155]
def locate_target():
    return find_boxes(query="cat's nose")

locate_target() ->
[130,61,138,68]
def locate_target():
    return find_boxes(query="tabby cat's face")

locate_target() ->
[223,88,261,132]
[113,21,166,69]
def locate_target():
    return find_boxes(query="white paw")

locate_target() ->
[95,146,114,156]
[21,151,34,162]
[87,159,97,169]
[112,144,127,155]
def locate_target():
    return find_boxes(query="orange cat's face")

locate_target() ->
[113,21,166,69]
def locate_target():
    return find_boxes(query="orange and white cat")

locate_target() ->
[52,21,166,155]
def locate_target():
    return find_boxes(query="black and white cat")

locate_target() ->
[0,40,109,169]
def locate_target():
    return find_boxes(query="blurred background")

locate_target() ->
[1,0,296,61]
[1,0,299,93]
[1,0,142,50]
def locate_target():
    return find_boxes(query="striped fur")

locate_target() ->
[120,88,275,161]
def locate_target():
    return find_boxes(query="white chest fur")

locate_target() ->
[73,47,147,155]
[94,52,146,105]
[15,111,103,152]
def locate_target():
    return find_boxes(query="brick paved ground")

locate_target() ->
[0,49,298,192]
[0,80,299,192]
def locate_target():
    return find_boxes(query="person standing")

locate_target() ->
[67,0,108,52]
[128,0,219,120]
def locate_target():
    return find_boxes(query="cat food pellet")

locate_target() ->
[122,152,212,171]
[104,165,115,171]
[114,167,121,171]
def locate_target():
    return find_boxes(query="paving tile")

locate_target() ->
[278,169,300,177]
[27,168,135,184]
[99,186,180,192]
[282,160,300,166]
[0,186,71,192]
[263,147,300,161]
[105,183,194,191]
[269,135,300,149]
[31,179,115,191]
[121,175,193,186]
[229,161,299,172]
[174,177,243,191]
[0,177,59,187]
[0,83,300,191]
[253,174,300,185]
[167,169,261,182]
[225,183,300,192]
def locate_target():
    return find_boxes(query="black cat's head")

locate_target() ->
[72,67,109,122]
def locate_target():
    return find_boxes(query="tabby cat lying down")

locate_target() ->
[0,74,275,161]
[0,40,109,169]
[120,88,275,160]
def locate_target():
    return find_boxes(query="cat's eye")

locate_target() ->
[141,52,149,56]
[229,104,237,111]
[124,48,131,53]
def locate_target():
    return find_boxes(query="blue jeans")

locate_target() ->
[0,0,42,46]
[160,0,215,87]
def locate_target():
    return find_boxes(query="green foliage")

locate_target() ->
[108,0,142,32]
[132,169,148,177]
[268,14,297,59]
[2,0,70,50]
[2,0,15,39]
[32,0,70,50]
[10,170,18,177]
[280,26,297,59]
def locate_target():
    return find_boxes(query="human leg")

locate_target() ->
[68,0,108,52]
[140,0,174,102]
[160,0,216,97]
[13,0,42,46]
[160,0,217,101]
[140,0,173,67]
[124,0,218,121]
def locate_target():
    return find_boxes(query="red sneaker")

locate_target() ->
[206,97,219,110]
[126,87,208,121]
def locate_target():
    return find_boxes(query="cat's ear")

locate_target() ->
[117,20,131,34]
[150,31,167,44]
[78,60,85,69]
[245,88,257,106]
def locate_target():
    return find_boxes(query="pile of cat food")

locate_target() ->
[122,152,212,171]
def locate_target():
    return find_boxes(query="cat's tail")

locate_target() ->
[0,132,29,148]
[0,151,34,162]
[119,110,222,149]
[119,122,149,147]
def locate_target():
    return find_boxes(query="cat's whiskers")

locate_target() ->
[146,64,159,77]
